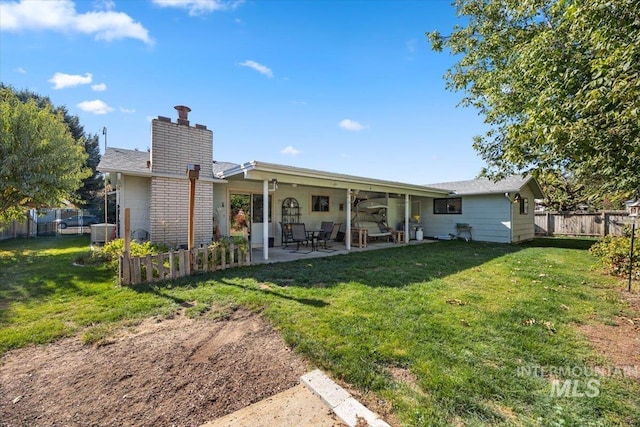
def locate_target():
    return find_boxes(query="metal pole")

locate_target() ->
[103,127,108,244]
[104,174,109,244]
[629,219,636,292]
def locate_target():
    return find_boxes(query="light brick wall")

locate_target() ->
[150,118,213,177]
[148,117,214,247]
[150,177,213,247]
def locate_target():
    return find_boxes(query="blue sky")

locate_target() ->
[0,0,487,184]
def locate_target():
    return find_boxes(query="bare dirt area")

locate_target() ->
[0,308,310,427]
[578,288,640,378]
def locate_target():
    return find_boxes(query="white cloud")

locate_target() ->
[15,66,26,74]
[91,83,107,91]
[77,99,113,115]
[152,0,243,16]
[339,119,366,131]
[281,145,301,156]
[238,60,273,78]
[49,72,92,89]
[0,0,153,45]
[119,107,136,114]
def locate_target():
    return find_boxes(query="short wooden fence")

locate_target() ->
[119,244,251,286]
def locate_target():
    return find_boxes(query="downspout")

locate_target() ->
[263,179,269,260]
[505,193,513,243]
[116,173,121,238]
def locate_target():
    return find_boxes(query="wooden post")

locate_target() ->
[188,177,196,250]
[186,164,200,251]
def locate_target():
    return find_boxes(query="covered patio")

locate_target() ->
[214,161,449,262]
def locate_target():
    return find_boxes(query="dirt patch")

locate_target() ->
[0,308,309,427]
[577,289,640,378]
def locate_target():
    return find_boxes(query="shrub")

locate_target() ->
[92,239,169,269]
[590,229,640,279]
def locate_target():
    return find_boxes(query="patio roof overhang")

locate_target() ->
[216,161,449,198]
[98,167,228,184]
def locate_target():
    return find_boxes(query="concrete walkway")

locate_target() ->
[202,370,391,427]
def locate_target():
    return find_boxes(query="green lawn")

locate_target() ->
[1,236,639,426]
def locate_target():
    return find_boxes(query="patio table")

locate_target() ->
[305,229,322,251]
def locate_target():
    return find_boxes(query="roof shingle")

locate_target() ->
[427,175,543,197]
[97,148,150,175]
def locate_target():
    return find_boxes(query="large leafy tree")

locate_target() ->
[428,0,640,204]
[8,84,103,209]
[0,86,91,224]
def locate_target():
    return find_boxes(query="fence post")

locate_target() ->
[157,253,165,281]
[182,249,190,276]
[145,254,153,282]
[169,250,176,279]
[203,245,209,272]
[123,254,132,285]
[546,212,550,236]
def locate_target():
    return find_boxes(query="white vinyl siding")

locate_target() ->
[424,194,512,243]
[512,186,536,242]
[423,183,538,243]
[120,175,151,239]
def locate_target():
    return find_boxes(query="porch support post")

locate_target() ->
[404,193,410,243]
[263,179,269,260]
[346,188,352,250]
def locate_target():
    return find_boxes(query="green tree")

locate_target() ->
[7,84,104,210]
[428,0,640,203]
[0,86,91,224]
[537,169,587,211]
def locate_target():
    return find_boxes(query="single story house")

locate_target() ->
[425,176,544,243]
[97,106,543,260]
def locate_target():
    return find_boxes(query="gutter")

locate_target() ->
[217,161,449,196]
[505,192,513,242]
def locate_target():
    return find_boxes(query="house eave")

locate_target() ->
[216,161,450,197]
[98,167,227,183]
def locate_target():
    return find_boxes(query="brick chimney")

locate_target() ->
[174,105,191,126]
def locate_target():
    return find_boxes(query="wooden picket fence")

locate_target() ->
[119,244,251,286]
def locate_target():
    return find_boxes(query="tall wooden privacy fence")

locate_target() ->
[535,212,630,237]
[119,244,251,286]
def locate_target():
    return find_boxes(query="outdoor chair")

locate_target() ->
[329,223,342,240]
[289,223,312,253]
[280,222,294,247]
[317,221,336,251]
